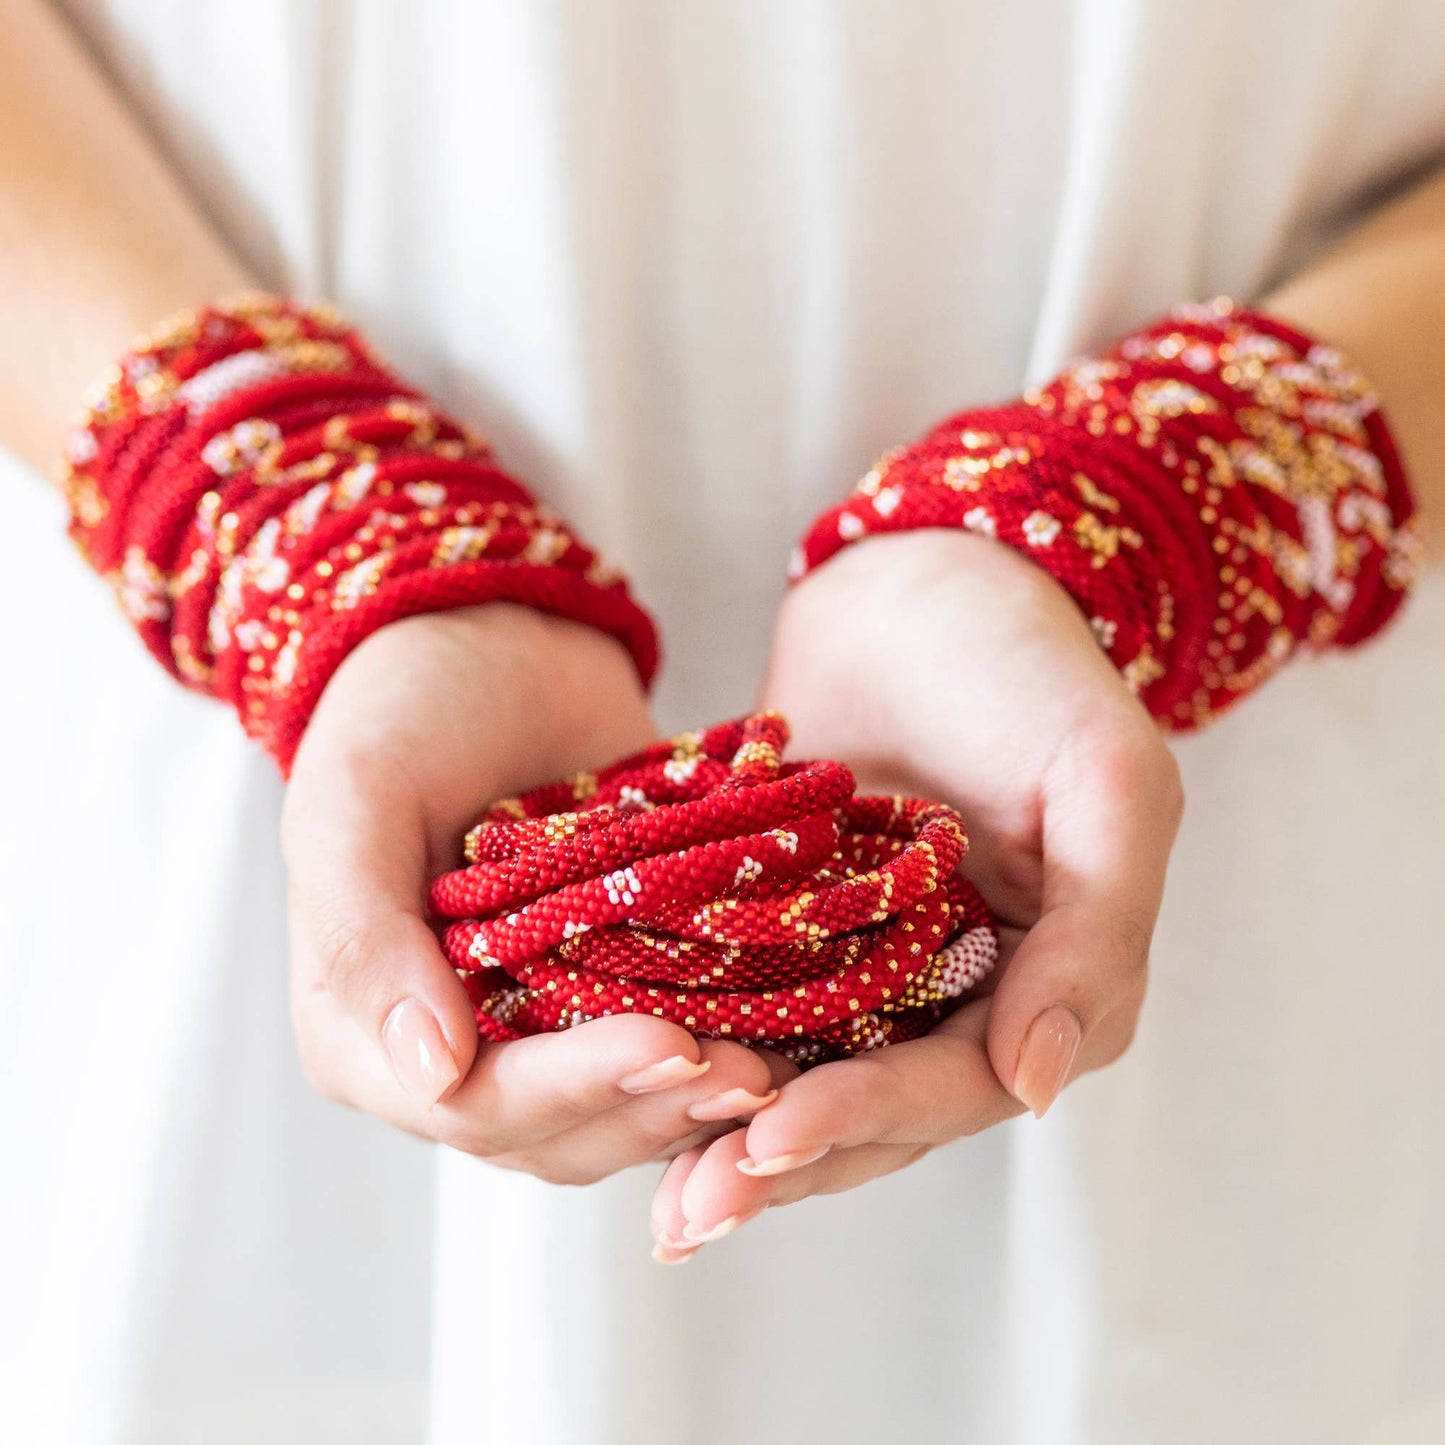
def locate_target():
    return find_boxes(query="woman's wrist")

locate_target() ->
[775,529,1141,763]
[291,604,656,864]
[308,602,652,773]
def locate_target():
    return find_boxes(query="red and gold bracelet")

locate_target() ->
[428,713,998,1064]
[794,299,1421,728]
[61,293,659,771]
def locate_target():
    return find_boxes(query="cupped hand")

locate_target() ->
[282,605,791,1186]
[650,531,1183,1255]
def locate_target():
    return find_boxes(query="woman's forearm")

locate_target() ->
[0,0,249,474]
[1267,163,1445,542]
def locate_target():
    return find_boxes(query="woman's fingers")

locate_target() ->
[643,1005,1010,1249]
[671,1132,762,1244]
[650,1129,936,1256]
[650,1147,710,1261]
[291,876,790,1169]
[434,1015,712,1155]
[282,754,480,1107]
[985,724,1183,1116]
[481,1034,787,1183]
[739,999,1018,1160]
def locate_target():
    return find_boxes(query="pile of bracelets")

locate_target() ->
[795,298,1420,727]
[60,292,658,771]
[429,713,998,1064]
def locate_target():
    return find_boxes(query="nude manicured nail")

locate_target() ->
[618,1056,711,1095]
[681,1210,758,1245]
[735,1145,829,1178]
[1013,1004,1083,1118]
[651,1241,699,1266]
[382,997,460,1105]
[686,1087,778,1123]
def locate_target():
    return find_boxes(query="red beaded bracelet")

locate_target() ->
[428,713,998,1064]
[61,293,659,771]
[794,299,1421,728]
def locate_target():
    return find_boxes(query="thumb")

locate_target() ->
[282,756,480,1108]
[985,731,1183,1117]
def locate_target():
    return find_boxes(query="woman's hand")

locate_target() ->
[649,531,1183,1253]
[282,605,789,1186]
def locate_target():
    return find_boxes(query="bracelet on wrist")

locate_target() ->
[793,298,1420,728]
[61,292,659,771]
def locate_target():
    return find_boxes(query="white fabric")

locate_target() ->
[3,1,1444,1440]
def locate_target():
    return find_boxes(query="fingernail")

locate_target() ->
[382,997,460,1105]
[686,1087,778,1123]
[736,1145,829,1178]
[681,1209,760,1245]
[1013,1004,1083,1118]
[651,1241,699,1266]
[618,1056,711,1095]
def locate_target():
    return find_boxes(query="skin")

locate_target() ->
[2,0,1441,1256]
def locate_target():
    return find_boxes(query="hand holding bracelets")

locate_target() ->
[794,299,1420,727]
[61,293,659,771]
[429,713,998,1065]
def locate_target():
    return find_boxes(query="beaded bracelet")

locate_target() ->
[428,713,999,1064]
[61,293,659,771]
[794,299,1421,728]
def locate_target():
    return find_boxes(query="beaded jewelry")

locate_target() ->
[60,293,658,771]
[429,713,999,1064]
[794,299,1420,727]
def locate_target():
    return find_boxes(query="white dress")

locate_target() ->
[3,2,1444,1441]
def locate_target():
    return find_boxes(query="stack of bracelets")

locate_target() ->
[429,712,998,1062]
[62,292,1417,1059]
[61,292,658,772]
[796,298,1419,729]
